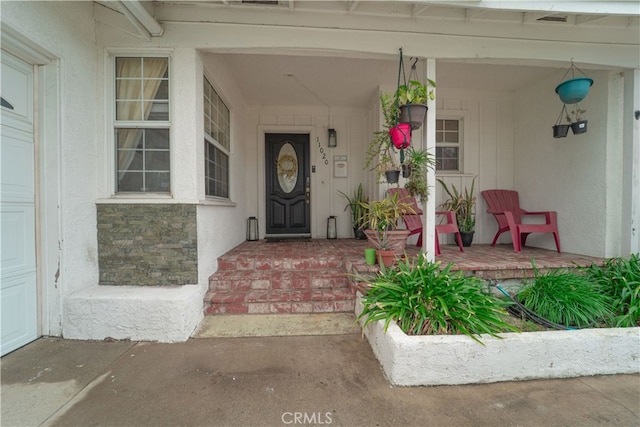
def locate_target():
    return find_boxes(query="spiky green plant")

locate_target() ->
[516,261,612,328]
[582,254,640,327]
[357,253,519,344]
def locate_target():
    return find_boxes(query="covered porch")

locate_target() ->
[204,239,603,315]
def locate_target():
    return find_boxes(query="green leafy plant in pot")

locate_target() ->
[403,146,436,203]
[359,192,416,264]
[338,183,369,240]
[395,78,436,130]
[566,106,588,135]
[437,177,477,246]
[364,93,401,183]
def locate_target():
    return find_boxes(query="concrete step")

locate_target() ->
[203,288,356,315]
[208,270,350,291]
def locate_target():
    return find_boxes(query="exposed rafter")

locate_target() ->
[119,1,164,38]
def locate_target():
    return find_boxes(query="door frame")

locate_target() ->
[2,24,62,338]
[257,125,316,239]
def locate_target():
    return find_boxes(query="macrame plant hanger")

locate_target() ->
[391,47,411,164]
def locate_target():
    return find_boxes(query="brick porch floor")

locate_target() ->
[204,239,603,315]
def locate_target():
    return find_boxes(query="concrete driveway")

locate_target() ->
[2,334,639,427]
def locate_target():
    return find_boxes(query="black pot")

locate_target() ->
[385,170,400,184]
[354,228,367,240]
[460,232,474,247]
[552,124,570,138]
[399,104,428,130]
[571,120,588,135]
[401,164,412,178]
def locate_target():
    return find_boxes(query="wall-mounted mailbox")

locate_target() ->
[333,155,348,178]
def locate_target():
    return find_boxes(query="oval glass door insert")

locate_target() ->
[277,142,298,193]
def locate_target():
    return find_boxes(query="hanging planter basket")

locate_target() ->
[389,123,411,149]
[571,120,588,135]
[399,104,428,129]
[552,104,571,139]
[553,124,570,138]
[555,62,593,104]
[385,169,401,184]
[555,77,593,104]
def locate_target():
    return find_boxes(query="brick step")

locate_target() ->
[203,288,356,315]
[216,254,345,272]
[208,270,349,291]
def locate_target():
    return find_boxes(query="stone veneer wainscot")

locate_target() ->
[97,204,198,286]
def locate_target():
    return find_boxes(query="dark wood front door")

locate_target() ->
[265,133,310,236]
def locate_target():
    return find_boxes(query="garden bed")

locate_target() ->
[355,294,640,386]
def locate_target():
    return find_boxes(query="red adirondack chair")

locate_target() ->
[387,188,464,255]
[481,189,561,253]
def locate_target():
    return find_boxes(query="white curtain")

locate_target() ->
[116,58,168,181]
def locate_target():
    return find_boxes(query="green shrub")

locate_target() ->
[582,254,640,327]
[516,262,612,328]
[357,254,518,344]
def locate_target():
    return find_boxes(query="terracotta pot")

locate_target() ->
[376,249,396,267]
[364,229,411,258]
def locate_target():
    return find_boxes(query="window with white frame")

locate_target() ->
[204,76,230,198]
[114,56,170,193]
[435,118,461,172]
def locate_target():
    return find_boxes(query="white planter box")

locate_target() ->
[356,294,640,386]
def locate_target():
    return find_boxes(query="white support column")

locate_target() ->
[623,69,640,255]
[423,58,437,261]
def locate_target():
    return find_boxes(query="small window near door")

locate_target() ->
[204,76,230,198]
[435,118,461,172]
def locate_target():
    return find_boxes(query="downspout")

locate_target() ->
[118,1,164,40]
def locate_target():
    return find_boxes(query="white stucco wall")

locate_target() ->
[198,53,249,281]
[514,69,624,257]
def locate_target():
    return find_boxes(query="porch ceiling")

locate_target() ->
[211,53,561,107]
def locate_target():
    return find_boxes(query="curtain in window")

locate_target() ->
[116,58,168,180]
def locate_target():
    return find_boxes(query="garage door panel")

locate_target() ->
[0,274,37,355]
[1,205,36,275]
[1,51,33,131]
[1,126,34,203]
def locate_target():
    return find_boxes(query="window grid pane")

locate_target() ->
[204,76,230,198]
[117,128,170,192]
[435,118,461,172]
[205,141,229,198]
[115,56,170,193]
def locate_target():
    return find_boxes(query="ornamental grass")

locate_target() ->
[357,253,518,344]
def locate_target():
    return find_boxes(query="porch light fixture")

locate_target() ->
[328,128,337,148]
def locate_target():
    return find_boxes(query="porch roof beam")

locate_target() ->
[399,1,640,16]
[119,1,164,38]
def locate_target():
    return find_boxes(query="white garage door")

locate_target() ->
[1,50,38,356]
